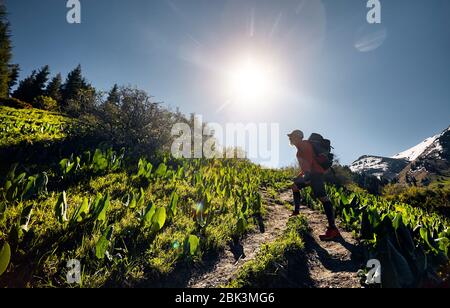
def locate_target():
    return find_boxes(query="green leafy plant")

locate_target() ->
[95,226,114,260]
[0,241,11,277]
[184,235,200,256]
[70,197,90,224]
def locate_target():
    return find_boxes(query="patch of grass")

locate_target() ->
[226,216,309,288]
[0,106,78,147]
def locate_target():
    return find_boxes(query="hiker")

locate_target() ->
[288,130,341,241]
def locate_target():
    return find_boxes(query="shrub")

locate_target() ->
[33,95,58,111]
[0,97,32,109]
[383,183,450,215]
[64,88,97,117]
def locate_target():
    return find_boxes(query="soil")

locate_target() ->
[187,189,363,288]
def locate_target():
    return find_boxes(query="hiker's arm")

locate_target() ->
[297,144,312,175]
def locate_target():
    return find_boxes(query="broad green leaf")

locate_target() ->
[186,235,200,256]
[95,226,114,260]
[59,158,69,174]
[0,242,11,276]
[91,193,103,215]
[340,193,349,205]
[155,163,167,178]
[143,202,156,225]
[71,197,90,224]
[97,193,110,224]
[392,213,402,231]
[435,237,449,256]
[151,207,166,233]
[93,149,108,172]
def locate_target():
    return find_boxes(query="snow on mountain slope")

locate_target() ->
[398,126,450,184]
[393,126,450,162]
[350,155,409,180]
[349,126,450,183]
[392,135,439,161]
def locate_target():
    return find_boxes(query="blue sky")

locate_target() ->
[6,0,450,167]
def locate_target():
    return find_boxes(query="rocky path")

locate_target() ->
[188,190,362,288]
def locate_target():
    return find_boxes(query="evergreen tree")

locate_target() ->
[12,65,50,103]
[33,65,50,97]
[61,64,90,108]
[13,70,37,103]
[107,84,120,105]
[46,73,63,102]
[0,4,13,97]
[7,63,19,95]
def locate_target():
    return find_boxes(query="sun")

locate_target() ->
[227,56,274,106]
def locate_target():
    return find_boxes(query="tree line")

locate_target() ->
[0,4,189,159]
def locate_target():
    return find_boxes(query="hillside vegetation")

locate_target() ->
[0,107,449,288]
[0,106,77,147]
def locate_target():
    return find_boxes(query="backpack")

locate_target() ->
[308,133,334,171]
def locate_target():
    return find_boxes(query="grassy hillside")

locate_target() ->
[0,106,77,147]
[0,108,294,287]
[0,107,449,288]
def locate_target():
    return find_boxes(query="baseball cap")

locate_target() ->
[287,130,304,139]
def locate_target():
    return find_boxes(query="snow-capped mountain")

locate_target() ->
[392,135,440,161]
[398,126,450,184]
[350,155,409,181]
[349,125,450,184]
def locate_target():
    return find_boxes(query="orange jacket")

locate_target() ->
[296,141,325,175]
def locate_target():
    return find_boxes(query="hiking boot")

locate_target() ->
[289,211,300,217]
[319,227,341,241]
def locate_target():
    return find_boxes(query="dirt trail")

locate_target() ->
[188,190,362,288]
[188,189,291,288]
[279,190,362,288]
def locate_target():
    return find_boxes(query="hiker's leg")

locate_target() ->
[311,174,336,228]
[292,177,306,213]
[291,184,301,213]
[319,196,336,229]
[293,190,302,213]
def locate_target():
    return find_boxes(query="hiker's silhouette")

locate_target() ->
[304,233,362,274]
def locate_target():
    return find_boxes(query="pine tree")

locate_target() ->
[107,84,120,105]
[61,64,90,108]
[7,63,19,95]
[13,70,37,103]
[12,65,50,103]
[0,4,13,98]
[33,65,50,97]
[46,73,63,102]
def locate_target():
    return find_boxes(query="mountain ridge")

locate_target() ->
[349,125,450,184]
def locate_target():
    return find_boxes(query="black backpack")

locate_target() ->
[308,133,334,170]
